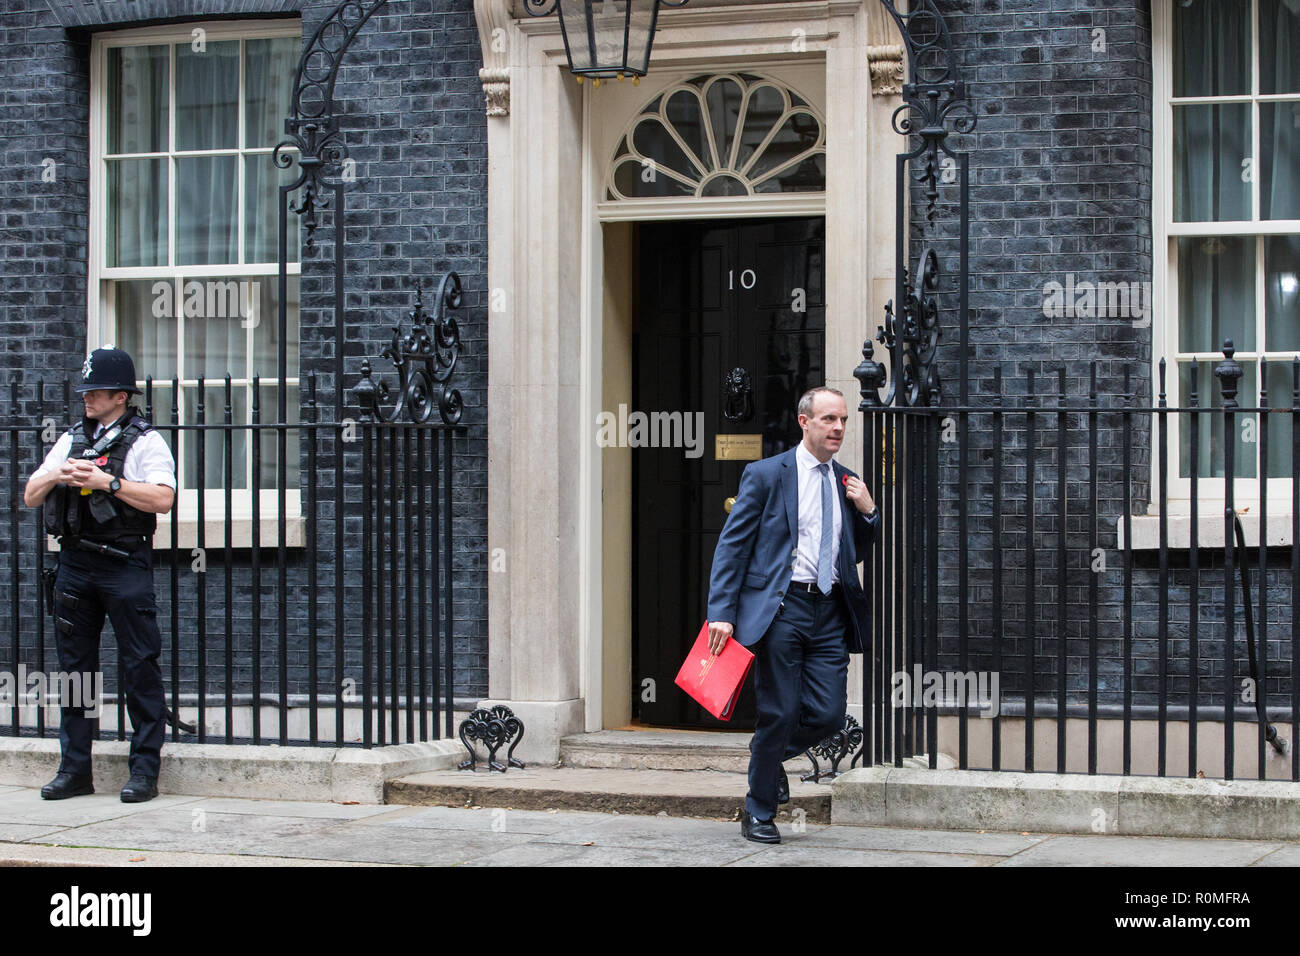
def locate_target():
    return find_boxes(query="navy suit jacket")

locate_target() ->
[706,446,879,654]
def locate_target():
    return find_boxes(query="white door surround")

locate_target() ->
[473,0,904,761]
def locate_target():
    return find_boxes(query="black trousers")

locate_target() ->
[53,546,165,779]
[745,584,850,821]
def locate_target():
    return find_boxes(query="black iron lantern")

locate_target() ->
[525,0,689,85]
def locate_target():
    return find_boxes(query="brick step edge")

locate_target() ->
[384,779,832,824]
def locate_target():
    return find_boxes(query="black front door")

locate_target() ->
[633,216,826,728]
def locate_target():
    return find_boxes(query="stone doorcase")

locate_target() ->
[473,0,906,762]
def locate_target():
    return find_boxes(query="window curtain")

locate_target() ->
[1172,0,1250,223]
[115,280,177,381]
[1262,0,1299,477]
[107,46,167,267]
[1261,0,1300,220]
[175,41,239,266]
[245,37,301,263]
[1175,1,1255,477]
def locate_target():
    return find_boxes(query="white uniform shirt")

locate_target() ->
[32,420,177,490]
[792,441,841,585]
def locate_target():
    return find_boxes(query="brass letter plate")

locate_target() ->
[715,434,763,461]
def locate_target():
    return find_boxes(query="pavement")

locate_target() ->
[0,783,1297,866]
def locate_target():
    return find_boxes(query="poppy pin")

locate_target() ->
[94,456,108,467]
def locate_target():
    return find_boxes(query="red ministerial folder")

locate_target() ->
[674,621,755,722]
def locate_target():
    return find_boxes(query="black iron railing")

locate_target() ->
[858,0,1298,783]
[854,344,1300,781]
[0,299,467,749]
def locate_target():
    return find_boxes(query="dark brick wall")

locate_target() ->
[5,0,1292,735]
[0,0,489,723]
[909,0,1295,714]
[0,0,91,387]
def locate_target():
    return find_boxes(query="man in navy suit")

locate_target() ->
[706,386,879,843]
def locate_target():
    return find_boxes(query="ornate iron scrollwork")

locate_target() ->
[354,274,464,425]
[876,0,976,225]
[874,246,942,409]
[272,0,390,248]
[800,713,864,784]
[457,705,526,773]
[721,367,754,424]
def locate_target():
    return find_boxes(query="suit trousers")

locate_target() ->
[745,583,850,821]
[53,546,166,780]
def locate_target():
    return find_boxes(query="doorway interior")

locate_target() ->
[627,215,827,729]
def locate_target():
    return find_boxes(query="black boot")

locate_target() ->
[40,771,94,800]
[120,774,158,803]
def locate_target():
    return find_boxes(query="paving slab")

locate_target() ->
[726,846,1003,867]
[1246,845,1300,867]
[0,823,68,842]
[0,841,393,867]
[181,796,405,820]
[36,808,346,855]
[525,812,826,851]
[994,835,1282,867]
[245,825,536,866]
[356,804,623,835]
[0,789,204,828]
[797,824,1050,857]
[462,840,768,867]
[0,786,1288,867]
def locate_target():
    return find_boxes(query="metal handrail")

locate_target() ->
[1231,510,1288,756]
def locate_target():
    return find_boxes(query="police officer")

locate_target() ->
[23,346,176,803]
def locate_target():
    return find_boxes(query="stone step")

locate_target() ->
[559,729,757,772]
[386,765,834,823]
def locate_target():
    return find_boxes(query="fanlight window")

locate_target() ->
[608,73,826,200]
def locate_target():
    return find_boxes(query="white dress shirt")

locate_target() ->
[32,421,177,490]
[791,441,841,585]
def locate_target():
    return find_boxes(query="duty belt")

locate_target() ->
[62,537,143,561]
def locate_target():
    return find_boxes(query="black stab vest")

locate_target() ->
[43,413,158,547]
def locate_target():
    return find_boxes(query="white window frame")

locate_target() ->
[89,19,304,540]
[1152,0,1300,529]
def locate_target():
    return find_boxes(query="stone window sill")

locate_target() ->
[1118,510,1296,550]
[47,514,306,551]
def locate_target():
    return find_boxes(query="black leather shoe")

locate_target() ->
[740,813,781,844]
[120,775,158,803]
[40,771,94,800]
[777,769,790,805]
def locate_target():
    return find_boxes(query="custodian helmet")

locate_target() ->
[75,346,142,395]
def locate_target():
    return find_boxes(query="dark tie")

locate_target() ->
[817,462,833,594]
